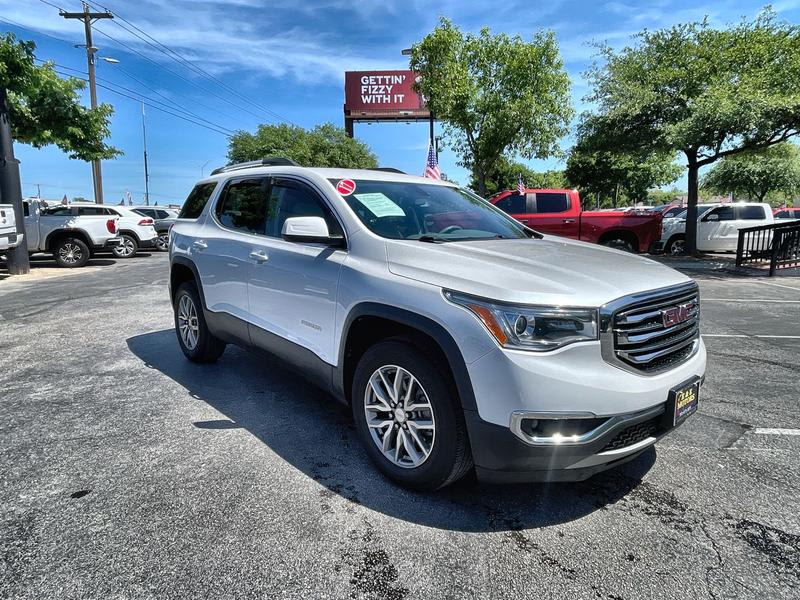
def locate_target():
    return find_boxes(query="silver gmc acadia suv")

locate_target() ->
[169,158,706,490]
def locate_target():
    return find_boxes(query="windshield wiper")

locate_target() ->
[416,235,447,243]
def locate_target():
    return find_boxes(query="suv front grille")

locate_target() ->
[602,416,660,452]
[602,283,700,374]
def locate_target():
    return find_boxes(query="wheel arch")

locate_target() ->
[597,229,639,252]
[45,228,92,251]
[170,256,206,309]
[336,303,477,412]
[118,229,142,243]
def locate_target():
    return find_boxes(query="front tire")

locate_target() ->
[53,237,90,268]
[174,281,226,363]
[155,231,170,252]
[112,234,138,258]
[352,338,472,490]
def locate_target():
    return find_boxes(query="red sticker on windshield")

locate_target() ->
[336,179,356,196]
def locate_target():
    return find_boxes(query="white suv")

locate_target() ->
[169,159,706,490]
[73,204,159,258]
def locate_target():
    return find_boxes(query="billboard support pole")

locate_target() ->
[344,115,354,138]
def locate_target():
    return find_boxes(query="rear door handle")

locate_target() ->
[249,250,269,263]
[563,218,576,224]
[191,240,207,251]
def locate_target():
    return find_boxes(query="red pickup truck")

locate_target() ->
[490,188,662,253]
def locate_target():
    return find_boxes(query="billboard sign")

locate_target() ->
[344,70,430,119]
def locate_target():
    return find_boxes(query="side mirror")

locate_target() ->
[281,216,344,247]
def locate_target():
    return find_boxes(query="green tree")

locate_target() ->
[228,122,378,168]
[1,34,118,160]
[701,143,800,204]
[469,158,566,196]
[410,18,573,196]
[583,10,800,254]
[566,116,682,206]
[1,33,119,273]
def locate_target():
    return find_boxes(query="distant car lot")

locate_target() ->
[0,253,798,599]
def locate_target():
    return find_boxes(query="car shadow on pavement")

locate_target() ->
[127,329,655,533]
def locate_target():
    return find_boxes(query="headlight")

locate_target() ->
[444,291,598,351]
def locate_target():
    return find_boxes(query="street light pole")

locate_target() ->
[141,102,150,206]
[61,2,113,204]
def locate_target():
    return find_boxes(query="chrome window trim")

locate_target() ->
[600,281,700,376]
[509,404,665,446]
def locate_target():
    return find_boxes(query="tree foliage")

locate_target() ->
[582,10,800,253]
[410,18,573,195]
[566,116,681,204]
[0,33,119,160]
[228,122,378,168]
[469,158,566,196]
[701,143,800,203]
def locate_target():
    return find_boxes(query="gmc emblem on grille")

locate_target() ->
[661,302,696,327]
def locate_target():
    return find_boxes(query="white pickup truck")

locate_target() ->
[23,199,122,267]
[0,204,24,253]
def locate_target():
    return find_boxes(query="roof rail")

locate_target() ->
[368,167,406,174]
[210,157,299,176]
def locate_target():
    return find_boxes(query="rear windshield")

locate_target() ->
[328,179,529,241]
[179,182,218,219]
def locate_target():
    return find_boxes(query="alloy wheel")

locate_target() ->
[670,239,686,255]
[364,365,436,468]
[59,242,83,265]
[115,237,135,257]
[177,294,200,350]
[156,233,169,251]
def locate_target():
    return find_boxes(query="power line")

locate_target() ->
[44,60,236,135]
[84,0,298,126]
[51,67,233,137]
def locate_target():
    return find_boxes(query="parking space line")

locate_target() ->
[755,280,800,292]
[753,428,800,436]
[703,334,800,339]
[702,298,800,303]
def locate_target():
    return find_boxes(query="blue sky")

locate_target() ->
[1,0,799,204]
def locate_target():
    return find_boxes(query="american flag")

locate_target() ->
[424,142,441,180]
[517,173,525,195]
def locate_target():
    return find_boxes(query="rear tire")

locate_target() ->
[667,235,686,256]
[53,237,90,268]
[601,236,636,253]
[113,234,138,258]
[174,281,226,363]
[352,338,472,491]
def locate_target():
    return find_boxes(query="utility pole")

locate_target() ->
[61,2,113,204]
[0,87,29,274]
[141,102,150,205]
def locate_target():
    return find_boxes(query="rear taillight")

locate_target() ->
[106,219,117,234]
[138,218,154,226]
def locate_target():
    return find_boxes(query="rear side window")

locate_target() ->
[775,210,789,218]
[44,207,72,216]
[737,205,766,220]
[156,210,170,219]
[704,206,735,221]
[215,178,267,234]
[494,194,526,214]
[179,182,218,219]
[535,192,570,213]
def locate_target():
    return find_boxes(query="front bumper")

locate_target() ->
[466,396,694,483]
[463,336,706,482]
[649,240,665,254]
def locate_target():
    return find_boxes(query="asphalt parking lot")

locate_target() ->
[1,252,798,600]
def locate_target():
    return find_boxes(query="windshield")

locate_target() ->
[328,179,530,241]
[672,204,715,220]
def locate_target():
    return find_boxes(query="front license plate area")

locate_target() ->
[667,378,700,427]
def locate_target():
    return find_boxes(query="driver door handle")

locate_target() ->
[249,250,269,263]
[563,218,576,224]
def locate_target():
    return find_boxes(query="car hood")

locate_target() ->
[386,236,691,307]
